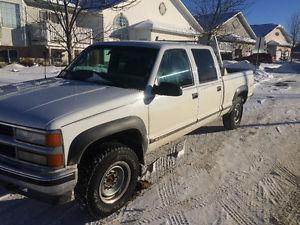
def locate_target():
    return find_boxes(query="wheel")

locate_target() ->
[75,142,140,219]
[223,97,243,130]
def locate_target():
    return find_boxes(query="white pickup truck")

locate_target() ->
[0,42,254,218]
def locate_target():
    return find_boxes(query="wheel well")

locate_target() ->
[237,91,248,103]
[79,129,145,166]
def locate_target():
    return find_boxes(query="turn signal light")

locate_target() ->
[46,133,62,148]
[47,154,64,168]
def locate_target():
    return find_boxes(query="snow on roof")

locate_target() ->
[110,19,199,39]
[250,24,278,37]
[268,40,292,47]
[194,11,239,31]
[133,20,198,35]
[219,34,256,44]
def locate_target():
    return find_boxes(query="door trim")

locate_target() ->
[149,106,230,144]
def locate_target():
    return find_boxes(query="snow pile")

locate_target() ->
[3,63,25,71]
[272,61,300,74]
[254,69,273,83]
[224,60,273,83]
[0,64,63,86]
[224,60,255,70]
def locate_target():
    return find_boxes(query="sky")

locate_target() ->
[183,0,300,29]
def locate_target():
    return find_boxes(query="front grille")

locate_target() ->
[0,124,14,137]
[0,143,16,158]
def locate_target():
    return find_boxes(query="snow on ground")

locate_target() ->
[0,62,299,225]
[223,60,274,83]
[0,63,63,86]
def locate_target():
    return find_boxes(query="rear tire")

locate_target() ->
[223,97,243,130]
[75,142,139,219]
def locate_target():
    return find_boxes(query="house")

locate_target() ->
[0,0,100,64]
[0,0,203,64]
[101,0,203,41]
[195,11,257,59]
[0,0,27,63]
[251,23,292,61]
[24,0,101,64]
[292,43,300,60]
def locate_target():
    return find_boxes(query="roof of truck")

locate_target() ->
[92,41,207,49]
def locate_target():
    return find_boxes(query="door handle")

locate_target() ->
[217,86,222,92]
[192,93,198,99]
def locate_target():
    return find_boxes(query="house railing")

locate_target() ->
[29,21,93,47]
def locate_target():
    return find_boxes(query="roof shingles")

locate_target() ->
[250,24,278,37]
[194,11,239,31]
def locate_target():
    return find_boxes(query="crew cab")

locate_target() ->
[0,42,254,218]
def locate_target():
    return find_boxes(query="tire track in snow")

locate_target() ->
[220,161,299,225]
[158,175,178,207]
[166,212,190,225]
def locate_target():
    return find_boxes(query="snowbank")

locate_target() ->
[0,64,63,86]
[224,60,273,83]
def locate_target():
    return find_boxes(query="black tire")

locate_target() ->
[74,142,140,219]
[223,97,243,130]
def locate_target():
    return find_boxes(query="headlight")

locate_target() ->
[15,129,62,147]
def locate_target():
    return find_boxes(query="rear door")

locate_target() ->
[148,49,198,141]
[191,48,223,120]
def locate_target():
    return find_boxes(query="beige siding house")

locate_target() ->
[196,11,257,59]
[251,24,292,61]
[102,0,203,41]
[0,0,27,62]
[0,0,202,63]
[24,0,100,64]
[0,0,100,63]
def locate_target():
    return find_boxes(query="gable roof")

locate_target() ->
[194,11,256,39]
[251,23,292,44]
[250,24,278,37]
[102,0,203,33]
[170,0,204,32]
[195,11,239,31]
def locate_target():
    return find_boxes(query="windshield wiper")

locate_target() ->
[94,72,130,89]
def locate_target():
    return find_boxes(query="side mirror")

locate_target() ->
[152,82,183,96]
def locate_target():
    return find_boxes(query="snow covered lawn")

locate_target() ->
[0,62,299,225]
[0,64,62,86]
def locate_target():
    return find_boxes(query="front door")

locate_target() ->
[149,49,198,141]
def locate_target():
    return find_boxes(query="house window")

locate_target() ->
[275,32,280,36]
[0,2,21,28]
[114,14,129,28]
[159,2,167,16]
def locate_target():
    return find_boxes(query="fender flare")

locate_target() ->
[67,116,148,165]
[233,85,248,103]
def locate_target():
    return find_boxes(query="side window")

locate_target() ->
[157,49,193,87]
[192,49,218,83]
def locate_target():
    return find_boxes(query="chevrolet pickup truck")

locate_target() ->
[0,42,254,218]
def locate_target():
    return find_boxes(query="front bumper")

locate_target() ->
[0,157,77,204]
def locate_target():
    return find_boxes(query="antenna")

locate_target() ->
[43,50,47,79]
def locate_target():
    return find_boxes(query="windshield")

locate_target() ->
[60,46,159,90]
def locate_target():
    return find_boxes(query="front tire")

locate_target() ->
[75,143,139,219]
[223,97,243,130]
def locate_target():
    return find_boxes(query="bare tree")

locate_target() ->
[289,11,300,61]
[32,0,137,64]
[191,0,254,41]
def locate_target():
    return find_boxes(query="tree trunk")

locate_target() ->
[66,33,74,64]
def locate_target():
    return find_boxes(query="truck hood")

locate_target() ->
[0,78,142,129]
